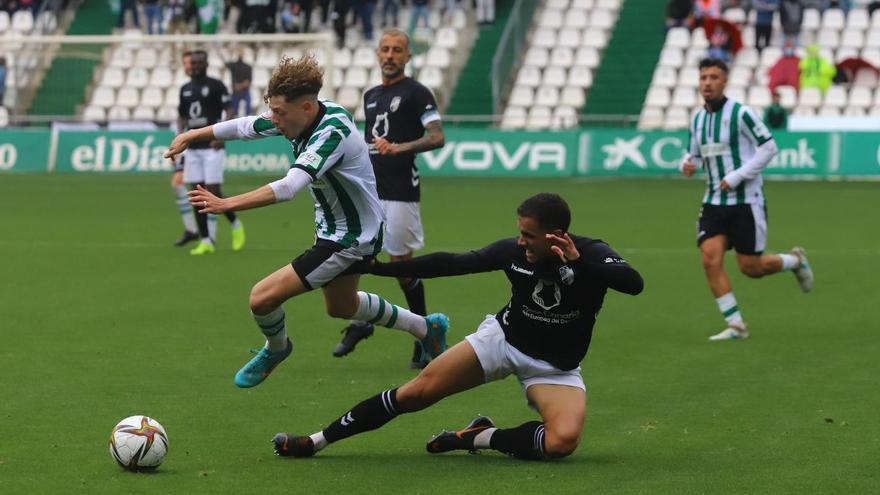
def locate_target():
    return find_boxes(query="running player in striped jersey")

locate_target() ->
[681,58,814,341]
[164,55,448,387]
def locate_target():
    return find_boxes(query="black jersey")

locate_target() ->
[370,235,644,370]
[363,77,440,202]
[178,76,230,149]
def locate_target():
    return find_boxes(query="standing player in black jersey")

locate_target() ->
[332,29,446,367]
[178,49,246,255]
[273,193,644,461]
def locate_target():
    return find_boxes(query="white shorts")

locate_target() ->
[182,148,225,185]
[465,316,585,395]
[379,200,424,256]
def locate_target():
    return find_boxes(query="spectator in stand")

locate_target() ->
[144,0,164,34]
[332,0,350,48]
[707,25,733,62]
[297,0,314,32]
[226,51,252,117]
[0,57,6,107]
[754,0,778,53]
[317,0,331,28]
[381,0,399,27]
[693,0,721,26]
[764,91,788,130]
[799,44,836,94]
[411,0,429,29]
[352,0,377,41]
[476,0,494,24]
[117,0,140,29]
[240,0,278,33]
[666,0,693,29]
[281,1,301,32]
[167,0,192,34]
[779,0,803,47]
[870,1,880,16]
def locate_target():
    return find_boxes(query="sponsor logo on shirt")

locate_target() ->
[510,263,534,276]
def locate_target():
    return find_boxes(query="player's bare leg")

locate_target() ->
[736,249,812,292]
[700,235,749,341]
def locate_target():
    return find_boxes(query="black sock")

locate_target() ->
[489,421,546,460]
[190,183,210,239]
[323,388,402,443]
[400,278,426,316]
[206,184,238,223]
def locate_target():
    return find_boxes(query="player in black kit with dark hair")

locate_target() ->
[274,193,644,461]
[333,29,446,368]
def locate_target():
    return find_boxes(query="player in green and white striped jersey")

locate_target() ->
[680,58,814,342]
[165,55,448,388]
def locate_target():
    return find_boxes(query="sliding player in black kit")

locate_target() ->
[273,193,644,461]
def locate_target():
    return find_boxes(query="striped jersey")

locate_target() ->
[235,100,385,251]
[688,98,774,206]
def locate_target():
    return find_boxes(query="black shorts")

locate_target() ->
[291,239,375,291]
[697,203,768,255]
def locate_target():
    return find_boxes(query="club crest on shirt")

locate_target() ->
[390,96,401,112]
[559,265,574,286]
[201,86,210,97]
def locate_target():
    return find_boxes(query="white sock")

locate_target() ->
[207,214,218,242]
[231,218,242,230]
[309,431,328,451]
[253,307,288,352]
[351,291,428,339]
[473,427,497,449]
[779,253,799,271]
[174,185,197,233]
[716,292,744,328]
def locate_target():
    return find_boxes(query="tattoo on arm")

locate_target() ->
[396,121,445,154]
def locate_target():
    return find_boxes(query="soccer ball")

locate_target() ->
[109,415,169,470]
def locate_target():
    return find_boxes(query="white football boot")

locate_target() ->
[708,322,749,341]
[791,246,813,293]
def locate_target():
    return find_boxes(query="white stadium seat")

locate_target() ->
[798,87,823,108]
[849,86,873,108]
[865,29,880,48]
[542,67,567,88]
[582,29,608,48]
[132,107,156,121]
[748,87,772,108]
[793,106,816,116]
[691,28,709,48]
[540,9,564,29]
[107,106,131,121]
[776,85,798,108]
[435,27,458,49]
[535,87,560,107]
[836,47,860,60]
[550,47,575,67]
[91,87,115,108]
[645,87,671,107]
[565,9,589,29]
[729,66,752,87]
[822,8,846,30]
[575,47,600,68]
[11,10,33,33]
[352,47,374,68]
[560,87,585,107]
[149,67,173,87]
[678,67,700,88]
[125,68,149,89]
[854,69,878,87]
[589,9,615,30]
[666,27,691,49]
[332,48,352,67]
[652,67,677,88]
[343,67,368,89]
[659,48,683,68]
[516,66,542,88]
[843,106,866,116]
[134,48,158,68]
[818,106,840,116]
[425,48,450,69]
[547,0,570,9]
[165,87,180,107]
[557,28,581,48]
[735,47,759,69]
[723,7,746,24]
[524,48,549,67]
[526,106,552,130]
[759,47,782,68]
[638,107,664,130]
[847,9,870,30]
[156,106,177,123]
[335,87,360,110]
[140,87,164,108]
[0,11,10,33]
[571,0,595,8]
[509,87,534,107]
[672,87,697,107]
[501,106,527,129]
[663,106,690,130]
[419,67,443,91]
[552,106,579,129]
[116,87,140,108]
[824,86,847,108]
[596,0,621,10]
[82,106,106,122]
[817,29,841,48]
[567,66,593,87]
[803,9,821,30]
[533,28,557,48]
[873,10,880,28]
[100,67,125,89]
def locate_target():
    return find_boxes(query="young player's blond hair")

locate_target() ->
[265,55,323,103]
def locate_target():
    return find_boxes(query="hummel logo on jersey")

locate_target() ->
[601,136,646,170]
[510,264,534,276]
[366,101,377,109]
[182,91,192,96]
[340,412,355,426]
[603,256,625,264]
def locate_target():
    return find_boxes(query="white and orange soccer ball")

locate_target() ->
[109,415,169,470]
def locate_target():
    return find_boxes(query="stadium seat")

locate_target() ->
[368,67,382,87]
[792,106,816,116]
[672,87,697,107]
[589,9,614,30]
[552,106,579,129]
[864,29,880,48]
[817,106,841,116]
[862,47,880,66]
[748,87,772,108]
[822,8,846,30]
[425,47,450,69]
[567,66,593,87]
[723,7,746,24]
[645,87,671,107]
[824,86,847,108]
[759,47,782,68]
[11,10,33,33]
[501,106,527,129]
[542,67,567,88]
[107,106,131,121]
[173,67,188,86]
[638,107,664,130]
[550,47,575,67]
[255,47,277,69]
[776,85,797,108]
[727,86,746,103]
[435,28,458,49]
[560,87,585,107]
[100,67,125,89]
[848,8,870,30]
[845,105,866,116]
[140,87,164,109]
[524,48,549,67]
[0,11,9,33]
[582,29,608,49]
[659,48,684,68]
[91,87,115,108]
[564,9,589,29]
[849,86,873,108]
[547,0,570,8]
[516,66,542,88]
[252,68,270,89]
[873,10,880,28]
[419,67,443,91]
[116,88,140,108]
[149,67,173,87]
[684,46,705,66]
[596,0,621,9]
[344,67,368,89]
[803,9,821,30]
[666,27,691,49]
[509,87,534,107]
[663,106,689,130]
[352,47,374,68]
[836,47,860,60]
[333,48,352,67]
[853,69,878,87]
[652,67,677,88]
[540,8,564,29]
[164,87,179,107]
[535,87,560,106]
[126,67,149,89]
[691,28,709,48]
[35,11,57,32]
[678,67,700,88]
[526,106,552,130]
[798,87,823,108]
[533,28,557,48]
[156,106,177,123]
[557,28,581,49]
[132,107,155,121]
[82,106,106,122]
[571,0,595,8]
[729,66,752,87]
[735,47,759,69]
[575,47,600,68]
[336,87,360,110]
[817,29,841,48]
[134,48,158,68]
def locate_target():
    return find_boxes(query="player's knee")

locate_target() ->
[543,429,580,458]
[701,253,722,272]
[739,263,765,278]
[249,286,276,315]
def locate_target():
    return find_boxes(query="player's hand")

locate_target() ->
[546,233,580,263]
[165,132,192,161]
[188,185,227,213]
[209,139,225,150]
[682,158,698,177]
[720,180,730,191]
[373,137,399,156]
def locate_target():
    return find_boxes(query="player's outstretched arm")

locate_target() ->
[187,168,312,214]
[370,242,508,279]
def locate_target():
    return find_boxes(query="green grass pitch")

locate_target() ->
[0,175,877,494]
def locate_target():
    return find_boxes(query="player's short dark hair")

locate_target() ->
[265,54,323,103]
[517,193,571,232]
[184,49,207,62]
[699,57,729,74]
